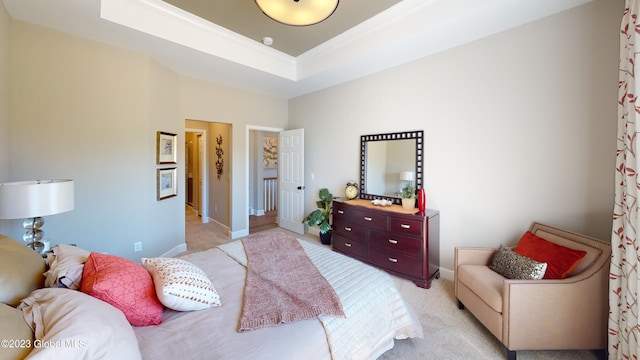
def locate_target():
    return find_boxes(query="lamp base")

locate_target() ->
[23,217,46,255]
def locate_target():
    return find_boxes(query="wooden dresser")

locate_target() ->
[332,199,440,288]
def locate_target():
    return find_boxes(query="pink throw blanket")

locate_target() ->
[239,232,345,332]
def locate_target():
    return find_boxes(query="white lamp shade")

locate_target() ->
[255,0,339,26]
[400,171,415,182]
[0,180,74,219]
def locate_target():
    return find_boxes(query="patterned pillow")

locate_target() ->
[141,257,221,311]
[489,245,547,280]
[81,252,163,326]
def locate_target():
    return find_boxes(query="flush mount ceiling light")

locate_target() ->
[255,0,339,26]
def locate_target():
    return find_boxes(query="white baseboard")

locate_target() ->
[161,243,187,257]
[440,267,454,281]
[230,228,249,239]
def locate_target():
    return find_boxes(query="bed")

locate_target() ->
[0,231,423,360]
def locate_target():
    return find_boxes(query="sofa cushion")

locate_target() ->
[0,235,46,307]
[457,264,504,313]
[514,231,587,279]
[489,245,547,280]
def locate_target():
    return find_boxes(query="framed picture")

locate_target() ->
[157,167,177,200]
[157,131,177,164]
[263,136,278,168]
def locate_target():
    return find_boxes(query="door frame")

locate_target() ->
[246,125,283,231]
[186,128,208,223]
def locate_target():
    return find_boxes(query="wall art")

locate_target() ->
[157,131,177,164]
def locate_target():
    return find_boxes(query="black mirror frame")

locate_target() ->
[359,130,424,205]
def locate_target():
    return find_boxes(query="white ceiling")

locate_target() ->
[2,0,593,99]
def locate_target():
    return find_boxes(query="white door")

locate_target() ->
[278,129,305,234]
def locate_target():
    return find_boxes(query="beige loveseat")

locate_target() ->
[454,222,610,360]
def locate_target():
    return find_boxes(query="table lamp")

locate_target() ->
[0,179,74,253]
[400,171,415,187]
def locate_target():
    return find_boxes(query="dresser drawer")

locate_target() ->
[389,217,423,237]
[333,234,368,259]
[351,209,387,230]
[369,229,422,257]
[333,218,367,240]
[369,248,423,278]
[333,202,351,220]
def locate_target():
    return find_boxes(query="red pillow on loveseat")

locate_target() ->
[513,231,587,279]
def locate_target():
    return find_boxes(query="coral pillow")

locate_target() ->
[513,231,587,279]
[81,252,163,326]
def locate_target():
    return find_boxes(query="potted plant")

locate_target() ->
[400,183,416,209]
[302,188,334,245]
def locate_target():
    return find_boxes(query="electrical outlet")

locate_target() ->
[134,242,142,252]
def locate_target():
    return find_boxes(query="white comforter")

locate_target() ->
[134,237,423,360]
[218,238,424,360]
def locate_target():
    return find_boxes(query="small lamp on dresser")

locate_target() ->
[0,179,74,255]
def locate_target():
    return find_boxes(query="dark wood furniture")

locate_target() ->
[332,199,440,288]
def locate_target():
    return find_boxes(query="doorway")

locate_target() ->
[185,131,203,215]
[248,127,281,233]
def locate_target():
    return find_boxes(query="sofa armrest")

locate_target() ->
[501,257,609,351]
[454,247,496,267]
[454,247,497,297]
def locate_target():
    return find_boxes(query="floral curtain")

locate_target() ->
[610,1,640,358]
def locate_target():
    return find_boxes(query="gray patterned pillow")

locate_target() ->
[490,245,547,280]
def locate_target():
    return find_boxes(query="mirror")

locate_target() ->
[359,131,423,204]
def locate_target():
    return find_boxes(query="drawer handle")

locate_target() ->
[388,257,398,263]
[337,210,344,214]
[364,216,372,221]
[388,239,398,244]
[345,242,352,247]
[400,224,411,229]
[344,227,352,232]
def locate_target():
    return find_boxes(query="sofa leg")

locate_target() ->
[592,349,606,360]
[505,347,516,360]
[457,299,465,310]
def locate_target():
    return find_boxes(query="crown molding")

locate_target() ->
[100,0,297,80]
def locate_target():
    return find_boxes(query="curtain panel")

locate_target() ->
[610,1,640,359]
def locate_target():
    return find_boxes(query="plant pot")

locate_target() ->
[319,230,333,245]
[401,198,415,210]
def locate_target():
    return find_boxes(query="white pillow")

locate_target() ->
[141,257,221,311]
[44,244,91,289]
[18,288,141,360]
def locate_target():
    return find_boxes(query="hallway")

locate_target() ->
[184,206,279,254]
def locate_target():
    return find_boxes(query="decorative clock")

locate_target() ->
[345,182,359,200]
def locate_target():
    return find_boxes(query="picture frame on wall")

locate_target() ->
[157,131,177,164]
[157,167,177,200]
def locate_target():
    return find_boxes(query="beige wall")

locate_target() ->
[178,77,287,238]
[0,3,8,182]
[0,3,9,235]
[7,20,183,259]
[290,0,621,277]
[3,15,288,255]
